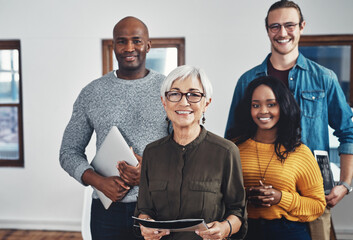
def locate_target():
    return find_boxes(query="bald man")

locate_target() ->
[60,17,167,239]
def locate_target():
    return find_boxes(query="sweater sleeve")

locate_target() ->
[277,146,326,222]
[59,88,94,185]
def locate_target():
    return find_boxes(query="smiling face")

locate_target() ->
[162,76,210,131]
[267,7,305,57]
[251,84,280,137]
[113,17,151,78]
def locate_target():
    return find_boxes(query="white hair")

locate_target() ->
[160,65,213,102]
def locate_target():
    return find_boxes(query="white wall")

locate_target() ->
[0,0,352,236]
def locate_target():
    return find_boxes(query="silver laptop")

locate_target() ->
[91,126,138,209]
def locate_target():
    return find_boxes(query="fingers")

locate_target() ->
[114,179,130,201]
[206,221,215,229]
[117,161,130,172]
[99,177,130,202]
[248,192,275,205]
[257,196,275,202]
[326,196,338,208]
[115,148,141,186]
[117,164,133,183]
[248,188,275,196]
[325,185,347,208]
[325,189,336,202]
[117,160,141,186]
[249,187,282,207]
[248,185,272,192]
[141,226,170,240]
[117,161,139,175]
[113,177,130,189]
[114,188,129,202]
[261,189,275,196]
[197,221,225,240]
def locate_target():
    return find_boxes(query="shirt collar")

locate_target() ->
[257,52,309,75]
[254,54,271,76]
[168,125,207,150]
[294,52,309,71]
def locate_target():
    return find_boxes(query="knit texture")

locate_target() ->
[238,139,326,222]
[60,70,168,202]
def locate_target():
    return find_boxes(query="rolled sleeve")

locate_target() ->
[338,142,353,155]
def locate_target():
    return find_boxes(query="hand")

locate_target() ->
[98,176,130,202]
[140,226,170,240]
[196,221,229,240]
[247,181,281,207]
[140,218,170,240]
[82,169,130,202]
[325,185,348,208]
[117,148,142,186]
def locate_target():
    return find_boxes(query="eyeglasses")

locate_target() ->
[267,22,299,33]
[165,91,204,103]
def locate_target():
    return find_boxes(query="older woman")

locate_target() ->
[136,65,246,240]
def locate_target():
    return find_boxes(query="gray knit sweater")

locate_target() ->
[59,69,167,202]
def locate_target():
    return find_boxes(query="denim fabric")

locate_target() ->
[90,199,138,240]
[245,218,311,240]
[225,53,353,155]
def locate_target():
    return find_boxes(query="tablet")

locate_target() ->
[314,150,335,195]
[132,217,208,232]
[91,126,138,209]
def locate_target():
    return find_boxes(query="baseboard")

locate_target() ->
[0,218,81,231]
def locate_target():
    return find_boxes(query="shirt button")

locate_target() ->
[312,96,316,100]
[182,147,186,151]
[289,77,293,81]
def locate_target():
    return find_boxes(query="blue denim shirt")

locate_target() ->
[225,53,353,155]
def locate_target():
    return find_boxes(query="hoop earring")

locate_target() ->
[202,113,206,125]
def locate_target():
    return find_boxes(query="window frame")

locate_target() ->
[0,40,24,167]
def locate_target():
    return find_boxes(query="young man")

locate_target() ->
[60,17,167,239]
[225,1,353,239]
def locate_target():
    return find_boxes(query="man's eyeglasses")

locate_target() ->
[165,91,204,103]
[267,22,299,33]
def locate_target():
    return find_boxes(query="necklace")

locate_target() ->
[255,141,275,184]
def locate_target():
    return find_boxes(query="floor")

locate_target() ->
[0,230,82,240]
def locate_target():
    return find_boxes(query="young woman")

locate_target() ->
[231,76,325,240]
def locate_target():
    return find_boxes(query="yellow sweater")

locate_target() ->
[238,139,326,222]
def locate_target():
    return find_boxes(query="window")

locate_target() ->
[299,35,353,106]
[102,38,185,75]
[0,40,24,167]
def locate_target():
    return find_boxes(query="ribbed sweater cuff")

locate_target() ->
[278,191,293,211]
